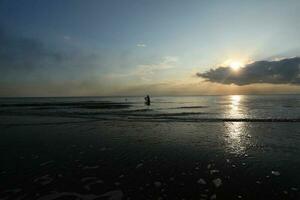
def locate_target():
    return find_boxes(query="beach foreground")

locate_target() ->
[1,114,300,200]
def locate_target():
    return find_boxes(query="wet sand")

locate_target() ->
[0,116,300,200]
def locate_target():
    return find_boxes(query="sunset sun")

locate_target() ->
[229,61,244,71]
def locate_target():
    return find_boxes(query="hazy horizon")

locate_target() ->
[3,92,300,98]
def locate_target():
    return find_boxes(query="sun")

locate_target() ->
[229,61,243,71]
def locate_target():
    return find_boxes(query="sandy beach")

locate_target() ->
[1,109,300,199]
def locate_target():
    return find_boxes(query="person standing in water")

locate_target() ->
[144,95,150,105]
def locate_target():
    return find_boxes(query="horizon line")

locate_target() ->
[1,93,300,98]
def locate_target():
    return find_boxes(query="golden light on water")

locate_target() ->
[230,95,241,111]
[224,95,247,154]
[225,121,247,154]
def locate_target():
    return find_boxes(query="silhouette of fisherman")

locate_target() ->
[144,95,151,106]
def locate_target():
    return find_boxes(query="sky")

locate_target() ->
[0,0,300,97]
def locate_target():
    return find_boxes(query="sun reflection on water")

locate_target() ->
[227,95,246,119]
[224,95,248,155]
[230,95,241,111]
[224,122,247,154]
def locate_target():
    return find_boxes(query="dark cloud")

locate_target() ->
[0,28,64,71]
[197,57,300,85]
[0,27,103,84]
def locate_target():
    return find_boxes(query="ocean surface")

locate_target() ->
[1,95,300,122]
[0,95,300,200]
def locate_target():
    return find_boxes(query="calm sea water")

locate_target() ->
[0,95,300,199]
[1,95,300,121]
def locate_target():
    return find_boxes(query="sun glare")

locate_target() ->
[229,61,243,71]
[222,58,247,71]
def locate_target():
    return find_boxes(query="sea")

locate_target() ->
[0,95,300,200]
[1,95,300,122]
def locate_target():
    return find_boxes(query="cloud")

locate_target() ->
[0,27,102,82]
[0,28,62,71]
[135,56,178,81]
[197,57,300,85]
[136,43,147,47]
[106,56,179,82]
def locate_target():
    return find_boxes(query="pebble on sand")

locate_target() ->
[136,163,143,169]
[39,160,54,167]
[291,187,298,191]
[210,170,220,174]
[212,178,222,188]
[101,190,123,200]
[34,175,53,185]
[271,171,280,176]
[197,178,207,185]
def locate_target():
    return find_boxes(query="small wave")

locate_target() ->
[36,190,123,200]
[177,106,208,109]
[126,117,300,122]
[122,109,153,113]
[117,112,209,117]
[0,101,131,109]
[2,117,300,126]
